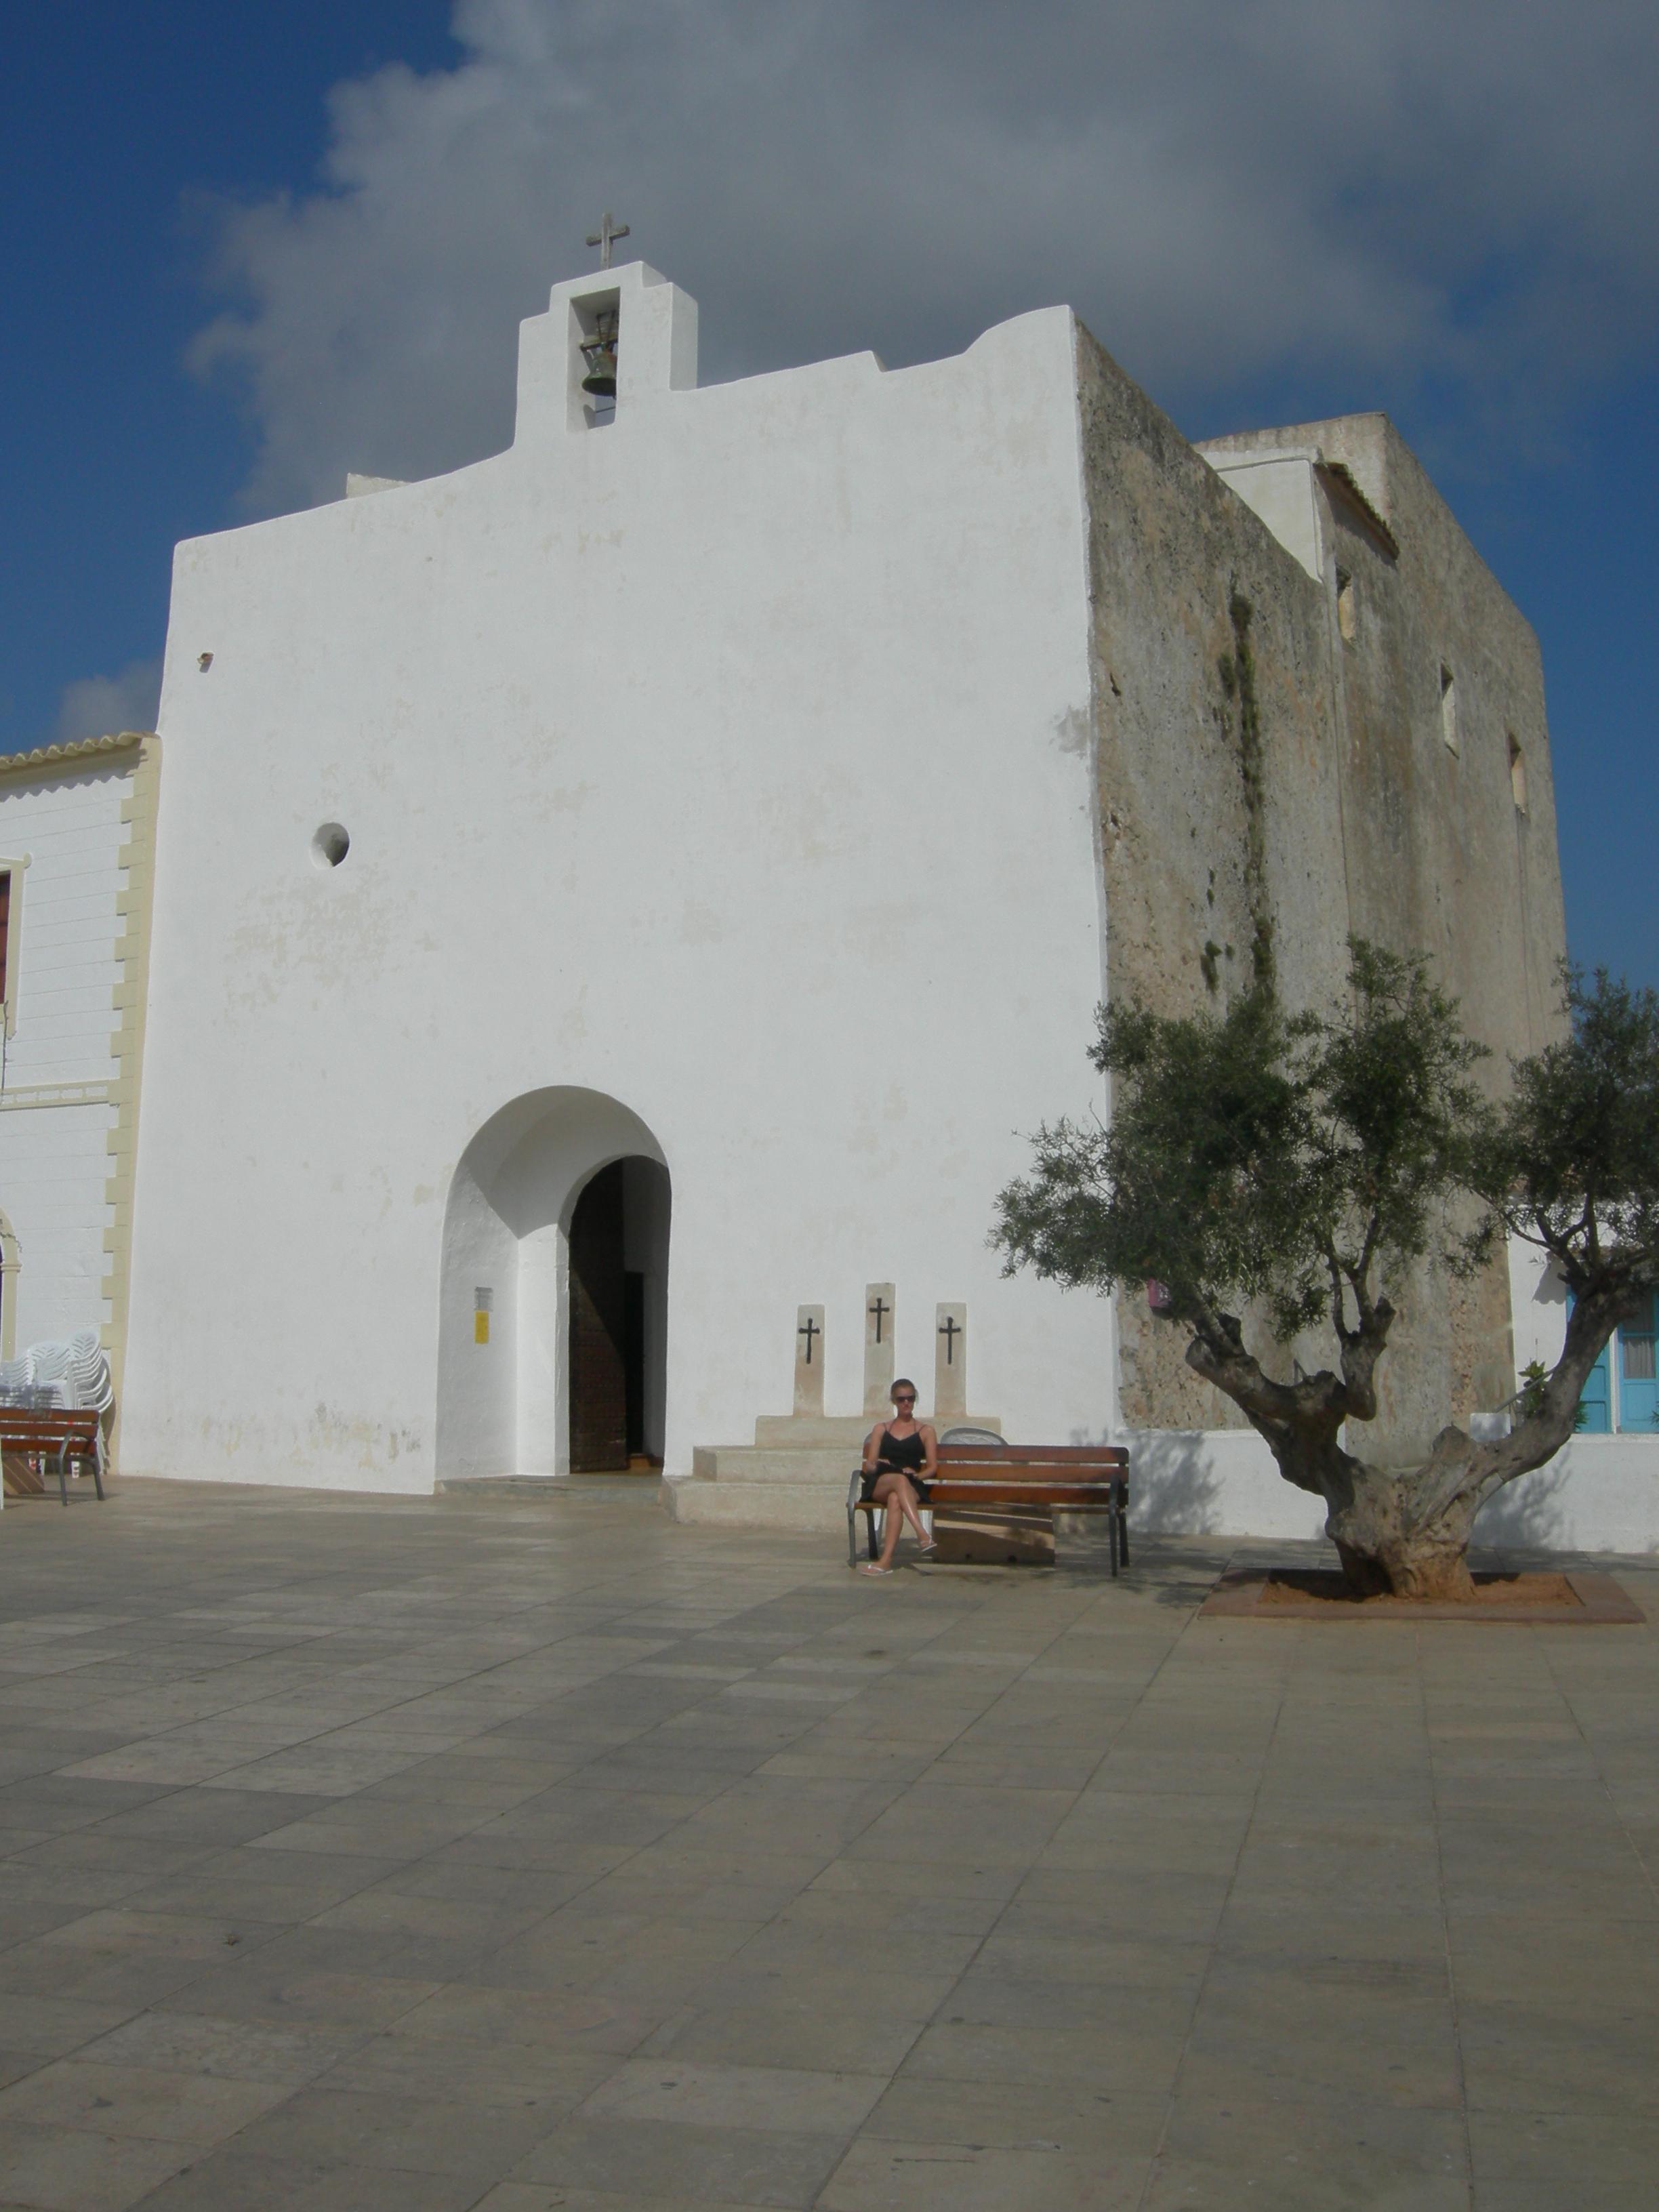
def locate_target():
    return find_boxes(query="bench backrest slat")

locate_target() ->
[922,1486,1120,1507]
[0,1413,100,1440]
[935,1444,1126,1465]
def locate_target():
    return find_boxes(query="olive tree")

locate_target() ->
[992,945,1659,1599]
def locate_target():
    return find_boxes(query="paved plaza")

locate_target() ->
[0,1479,1655,2211]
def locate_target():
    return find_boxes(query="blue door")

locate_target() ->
[1619,1293,1659,1431]
[1578,1337,1612,1432]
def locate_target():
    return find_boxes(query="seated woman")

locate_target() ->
[857,1379,938,1575]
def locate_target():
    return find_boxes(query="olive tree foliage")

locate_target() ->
[1470,967,1659,1439]
[992,944,1659,1598]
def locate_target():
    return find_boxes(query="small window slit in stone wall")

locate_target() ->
[1439,664,1458,756]
[1508,733,1528,813]
[1335,567,1356,641]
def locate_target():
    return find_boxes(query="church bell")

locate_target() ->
[579,310,619,398]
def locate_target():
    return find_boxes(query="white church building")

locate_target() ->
[107,256,1650,1545]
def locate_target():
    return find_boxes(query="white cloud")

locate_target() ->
[190,0,1659,515]
[53,657,163,745]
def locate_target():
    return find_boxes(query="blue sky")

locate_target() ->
[4,1,1654,984]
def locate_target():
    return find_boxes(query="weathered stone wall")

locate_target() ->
[1074,329,1348,1432]
[1078,350,1568,1457]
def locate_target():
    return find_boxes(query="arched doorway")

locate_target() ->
[436,1090,670,1482]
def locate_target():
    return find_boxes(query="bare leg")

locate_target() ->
[889,1475,931,1549]
[861,1474,928,1570]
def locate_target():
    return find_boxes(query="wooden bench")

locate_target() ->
[848,1443,1129,1574]
[0,1407,106,1506]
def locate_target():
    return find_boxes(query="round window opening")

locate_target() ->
[311,822,350,869]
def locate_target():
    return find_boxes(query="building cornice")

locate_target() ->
[0,731,152,782]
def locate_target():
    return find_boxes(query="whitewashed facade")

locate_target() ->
[123,266,1111,1496]
[119,259,1620,1551]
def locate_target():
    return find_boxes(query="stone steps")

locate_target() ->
[690,1445,853,1486]
[666,1412,1003,1532]
[663,1477,847,1532]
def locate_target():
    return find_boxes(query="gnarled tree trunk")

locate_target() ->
[1184,1283,1623,1601]
[1319,1444,1486,1601]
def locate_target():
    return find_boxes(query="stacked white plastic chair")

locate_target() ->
[0,1329,112,1412]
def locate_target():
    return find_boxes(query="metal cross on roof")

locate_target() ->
[585,212,630,270]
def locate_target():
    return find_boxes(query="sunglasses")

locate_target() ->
[893,1393,916,1403]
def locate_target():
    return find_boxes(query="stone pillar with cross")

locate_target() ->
[863,1282,896,1414]
[793,1305,825,1418]
[934,1303,968,1420]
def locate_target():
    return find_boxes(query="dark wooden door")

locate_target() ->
[623,1271,646,1459]
[568,1162,628,1471]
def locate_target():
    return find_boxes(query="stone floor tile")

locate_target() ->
[0,2117,194,2211]
[941,1970,1197,2039]
[1458,1997,1659,2116]
[860,2076,1166,2156]
[509,2114,847,2206]
[1473,2187,1656,2211]
[392,1980,663,2053]
[1162,2083,1468,2180]
[75,2010,362,2087]
[725,1925,979,1986]
[1008,1866,1231,1941]
[83,1790,337,1848]
[1141,2152,1469,2210]
[899,2020,1188,2097]
[354,1754,573,1808]
[1449,1916,1659,2007]
[0,1948,237,2013]
[1467,2105,1659,2186]
[312,2028,615,2110]
[20,1906,283,1969]
[636,2000,926,2077]
[224,2083,557,2182]
[808,1856,1022,1904]
[0,2056,289,2143]
[152,1961,439,2034]
[579,2055,886,2134]
[819,2136,1148,2210]
[471,2184,779,2212]
[121,1847,404,1923]
[128,2146,486,2211]
[971,1931,1210,1990]
[1214,1898,1449,1967]
[1,1995,141,2060]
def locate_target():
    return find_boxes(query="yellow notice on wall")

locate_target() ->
[474,1311,490,1344]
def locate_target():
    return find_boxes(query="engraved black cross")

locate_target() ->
[797,1315,820,1366]
[868,1295,890,1345]
[938,1314,961,1366]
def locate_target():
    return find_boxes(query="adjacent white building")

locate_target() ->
[0,733,159,1395]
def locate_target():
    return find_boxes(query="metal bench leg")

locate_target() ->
[91,1433,106,1502]
[847,1503,857,1569]
[56,1442,70,1508]
[1113,1477,1129,1571]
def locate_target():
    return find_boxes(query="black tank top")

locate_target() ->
[879,1425,926,1472]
